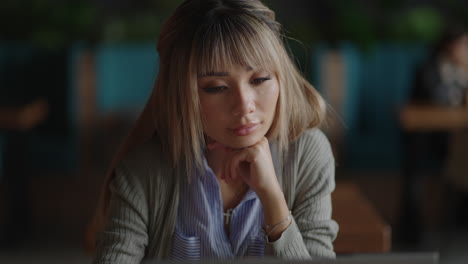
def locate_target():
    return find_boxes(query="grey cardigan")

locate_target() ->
[93,129,339,263]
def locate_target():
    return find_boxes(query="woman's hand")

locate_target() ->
[213,137,281,197]
[208,137,291,241]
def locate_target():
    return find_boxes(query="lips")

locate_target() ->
[230,123,259,136]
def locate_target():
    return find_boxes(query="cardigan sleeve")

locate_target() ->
[265,129,339,259]
[92,164,149,264]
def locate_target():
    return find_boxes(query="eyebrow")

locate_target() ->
[198,71,229,77]
[198,66,253,78]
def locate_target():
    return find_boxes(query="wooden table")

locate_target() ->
[332,183,391,253]
[400,104,468,131]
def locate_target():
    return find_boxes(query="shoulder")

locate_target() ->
[115,135,174,188]
[290,128,335,170]
[295,128,332,150]
[120,136,165,169]
[279,128,336,211]
[280,128,335,193]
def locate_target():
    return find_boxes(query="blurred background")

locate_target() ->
[0,0,467,263]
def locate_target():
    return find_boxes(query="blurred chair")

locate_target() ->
[95,43,158,115]
[0,44,84,247]
[312,43,429,170]
[80,43,159,172]
[81,44,160,253]
[333,182,392,253]
[312,43,431,248]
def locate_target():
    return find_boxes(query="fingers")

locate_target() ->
[215,137,271,187]
[222,149,245,184]
[229,147,259,186]
[230,152,240,182]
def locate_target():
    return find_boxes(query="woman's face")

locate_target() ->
[449,34,468,66]
[198,64,279,149]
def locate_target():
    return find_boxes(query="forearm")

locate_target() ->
[258,183,291,241]
[259,188,337,259]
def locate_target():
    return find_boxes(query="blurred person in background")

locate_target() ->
[441,27,468,232]
[399,26,468,246]
[88,0,338,262]
[0,99,49,248]
[0,44,69,248]
[411,26,468,106]
[0,100,49,131]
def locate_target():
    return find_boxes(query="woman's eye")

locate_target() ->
[203,86,227,93]
[251,76,271,85]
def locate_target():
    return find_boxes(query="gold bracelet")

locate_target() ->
[263,211,292,237]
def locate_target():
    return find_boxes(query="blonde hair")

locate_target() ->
[153,0,326,175]
[86,0,326,249]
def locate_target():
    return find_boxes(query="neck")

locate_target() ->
[205,147,226,179]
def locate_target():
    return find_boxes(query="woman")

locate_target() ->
[90,0,338,262]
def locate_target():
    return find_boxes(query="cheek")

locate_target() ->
[260,82,279,112]
[199,98,227,123]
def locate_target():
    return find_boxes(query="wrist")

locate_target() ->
[258,185,291,241]
[263,211,292,242]
[255,181,282,201]
[257,184,289,225]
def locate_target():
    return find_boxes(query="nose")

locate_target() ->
[231,85,255,117]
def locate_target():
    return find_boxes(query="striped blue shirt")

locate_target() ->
[171,158,265,260]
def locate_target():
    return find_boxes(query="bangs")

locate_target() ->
[192,14,280,75]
